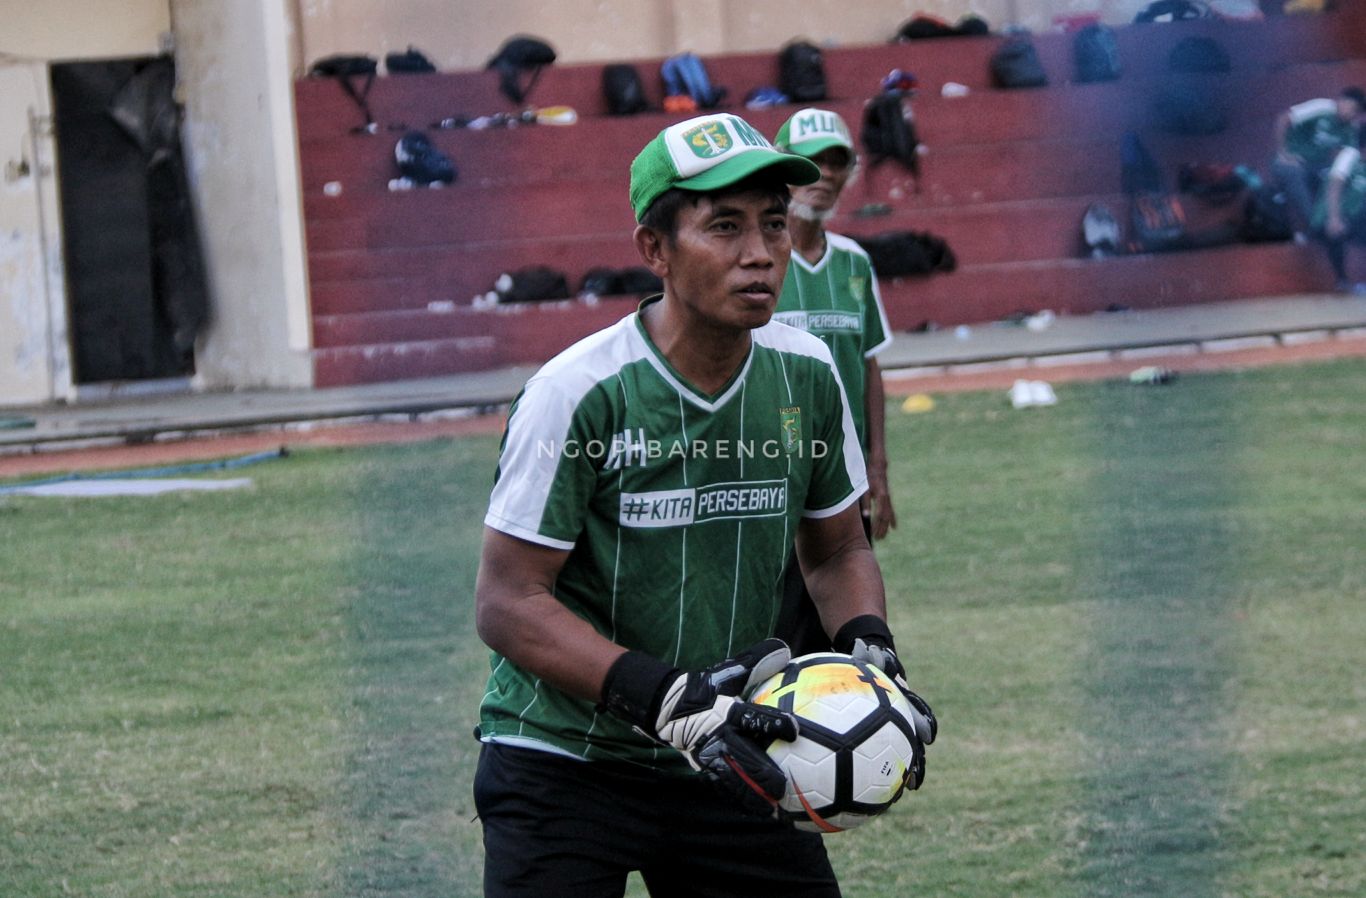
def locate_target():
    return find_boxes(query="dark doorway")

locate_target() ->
[50,57,208,384]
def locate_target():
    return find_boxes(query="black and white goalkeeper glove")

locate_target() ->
[601,639,799,817]
[834,615,937,788]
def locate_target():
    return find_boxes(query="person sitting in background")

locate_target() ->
[1270,87,1366,239]
[1312,144,1366,294]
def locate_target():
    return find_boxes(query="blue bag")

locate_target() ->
[661,53,725,108]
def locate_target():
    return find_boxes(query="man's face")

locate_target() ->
[658,189,791,333]
[790,147,854,215]
[1336,97,1364,123]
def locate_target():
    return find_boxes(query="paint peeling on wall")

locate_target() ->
[2,228,47,379]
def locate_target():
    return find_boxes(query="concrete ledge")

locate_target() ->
[1202,335,1281,353]
[1032,350,1113,368]
[1117,343,1201,359]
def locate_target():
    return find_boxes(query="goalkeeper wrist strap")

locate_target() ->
[833,614,896,654]
[599,650,677,730]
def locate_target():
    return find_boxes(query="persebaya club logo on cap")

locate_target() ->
[668,115,774,171]
[683,120,734,159]
[780,406,802,454]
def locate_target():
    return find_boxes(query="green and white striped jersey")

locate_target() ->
[772,233,891,450]
[480,298,866,767]
[1315,146,1366,227]
[1284,98,1359,172]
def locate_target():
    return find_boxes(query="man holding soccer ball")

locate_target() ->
[474,112,935,896]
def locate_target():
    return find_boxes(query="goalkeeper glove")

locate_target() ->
[834,615,937,788]
[601,639,799,817]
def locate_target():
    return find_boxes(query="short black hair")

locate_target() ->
[1343,86,1366,110]
[638,171,792,242]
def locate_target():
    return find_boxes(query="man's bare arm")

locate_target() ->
[863,356,898,540]
[474,527,626,702]
[796,503,887,636]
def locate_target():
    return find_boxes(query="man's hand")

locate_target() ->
[602,640,800,817]
[834,615,936,789]
[866,462,898,541]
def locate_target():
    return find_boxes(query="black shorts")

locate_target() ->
[474,742,840,898]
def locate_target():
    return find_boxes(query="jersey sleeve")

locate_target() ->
[803,354,869,518]
[860,254,892,359]
[1330,146,1361,180]
[485,376,602,550]
[1288,98,1336,125]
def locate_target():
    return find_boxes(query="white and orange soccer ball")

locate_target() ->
[748,652,922,832]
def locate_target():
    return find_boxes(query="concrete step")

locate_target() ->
[878,241,1336,331]
[308,242,1336,382]
[308,186,1286,320]
[296,7,1366,387]
[311,297,637,386]
[297,58,1366,201]
[294,9,1365,137]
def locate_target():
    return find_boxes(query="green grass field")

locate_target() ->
[2,358,1363,897]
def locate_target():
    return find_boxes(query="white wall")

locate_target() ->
[171,0,312,390]
[1,0,311,406]
[0,0,171,61]
[0,0,170,407]
[0,63,68,406]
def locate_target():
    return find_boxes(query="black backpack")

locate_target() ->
[956,14,991,35]
[1121,131,1164,195]
[386,46,436,74]
[1168,36,1231,73]
[1074,24,1121,83]
[1134,0,1210,23]
[991,38,1048,89]
[618,267,664,295]
[487,37,556,103]
[854,231,956,277]
[497,266,572,303]
[896,16,959,40]
[309,54,378,78]
[779,40,827,103]
[579,267,624,297]
[861,93,921,177]
[580,266,663,296]
[1178,163,1244,203]
[309,54,379,132]
[1239,187,1293,243]
[394,131,456,184]
[1153,79,1228,134]
[602,64,649,115]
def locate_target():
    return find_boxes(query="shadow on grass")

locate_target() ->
[333,444,490,897]
[1073,381,1242,897]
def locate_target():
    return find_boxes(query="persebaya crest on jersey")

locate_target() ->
[848,275,867,301]
[781,406,802,454]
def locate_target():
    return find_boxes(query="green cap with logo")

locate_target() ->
[630,113,820,221]
[774,107,855,160]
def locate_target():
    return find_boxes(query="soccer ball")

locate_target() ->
[748,652,922,832]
